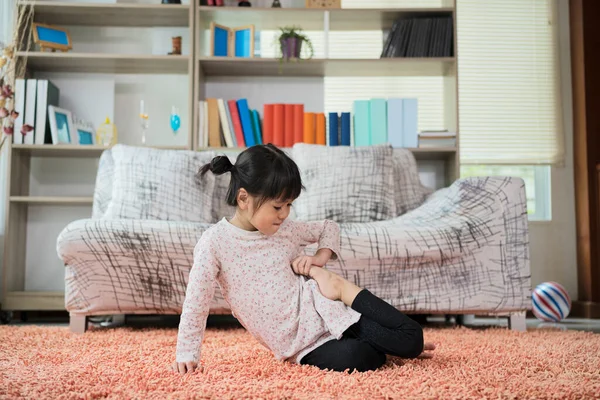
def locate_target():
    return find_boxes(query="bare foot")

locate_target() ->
[308,267,343,302]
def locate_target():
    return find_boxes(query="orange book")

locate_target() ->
[284,104,294,147]
[206,98,222,147]
[293,104,304,144]
[303,112,315,144]
[263,104,274,145]
[316,113,326,145]
[273,104,285,147]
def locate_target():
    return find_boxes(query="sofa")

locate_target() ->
[56,144,532,333]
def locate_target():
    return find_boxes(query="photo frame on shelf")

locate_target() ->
[75,123,96,145]
[48,105,76,144]
[233,25,255,58]
[32,23,72,53]
[210,22,255,58]
[210,22,232,57]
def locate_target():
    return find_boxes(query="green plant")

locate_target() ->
[277,26,314,61]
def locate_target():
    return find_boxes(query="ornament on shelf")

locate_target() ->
[161,0,182,4]
[169,36,182,55]
[271,0,282,7]
[96,116,118,146]
[170,106,181,135]
[238,1,252,6]
[305,0,340,8]
[139,100,149,145]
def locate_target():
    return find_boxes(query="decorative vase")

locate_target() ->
[280,37,303,60]
[238,1,251,6]
[271,0,281,7]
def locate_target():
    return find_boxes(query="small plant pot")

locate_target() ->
[280,37,303,60]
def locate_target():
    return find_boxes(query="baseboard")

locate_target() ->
[572,301,600,319]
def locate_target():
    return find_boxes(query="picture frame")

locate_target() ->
[32,23,72,53]
[74,123,96,145]
[48,105,76,144]
[210,22,232,57]
[210,22,255,58]
[233,25,255,58]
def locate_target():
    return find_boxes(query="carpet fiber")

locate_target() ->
[1,325,599,399]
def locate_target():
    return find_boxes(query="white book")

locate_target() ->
[198,100,205,149]
[23,79,37,145]
[203,101,209,148]
[217,99,234,148]
[13,79,26,144]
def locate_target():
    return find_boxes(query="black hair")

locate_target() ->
[199,144,304,210]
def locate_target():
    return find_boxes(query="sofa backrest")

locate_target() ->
[93,144,431,222]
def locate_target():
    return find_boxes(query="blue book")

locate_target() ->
[387,98,404,147]
[341,112,351,146]
[369,98,387,145]
[328,112,339,146]
[402,98,418,148]
[236,99,255,147]
[251,109,262,145]
[353,100,371,146]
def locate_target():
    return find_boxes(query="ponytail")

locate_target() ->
[199,155,234,177]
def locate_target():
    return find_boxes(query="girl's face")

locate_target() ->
[248,197,293,236]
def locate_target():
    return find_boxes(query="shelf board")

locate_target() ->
[11,144,190,157]
[19,1,190,27]
[10,196,94,205]
[410,147,457,160]
[197,146,456,160]
[17,52,190,74]
[199,6,326,30]
[328,8,454,30]
[198,6,453,31]
[198,57,455,77]
[3,291,65,311]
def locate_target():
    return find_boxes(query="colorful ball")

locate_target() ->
[532,282,571,322]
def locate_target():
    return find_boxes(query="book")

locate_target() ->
[315,113,326,145]
[387,98,404,148]
[340,112,351,146]
[236,99,255,147]
[34,80,60,145]
[402,98,418,148]
[228,99,245,147]
[303,112,315,144]
[328,112,339,146]
[353,100,370,146]
[273,104,284,147]
[293,104,304,145]
[263,104,274,145]
[369,98,387,145]
[284,104,294,147]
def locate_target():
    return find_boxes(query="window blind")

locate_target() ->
[457,0,564,165]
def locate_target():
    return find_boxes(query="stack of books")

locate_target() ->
[381,16,454,58]
[418,130,456,148]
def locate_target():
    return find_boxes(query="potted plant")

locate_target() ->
[277,26,314,61]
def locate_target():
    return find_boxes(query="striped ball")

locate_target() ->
[532,282,571,322]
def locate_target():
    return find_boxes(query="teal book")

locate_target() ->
[353,100,371,146]
[369,98,387,145]
[251,109,263,145]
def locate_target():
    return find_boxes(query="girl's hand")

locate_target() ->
[171,361,202,375]
[291,255,317,276]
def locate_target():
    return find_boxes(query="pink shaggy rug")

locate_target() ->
[1,325,599,400]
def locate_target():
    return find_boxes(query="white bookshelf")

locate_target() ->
[2,1,458,314]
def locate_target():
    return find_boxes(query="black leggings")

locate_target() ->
[300,289,424,372]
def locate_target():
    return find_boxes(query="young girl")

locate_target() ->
[172,144,435,375]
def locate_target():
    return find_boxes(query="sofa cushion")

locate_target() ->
[292,143,397,223]
[103,144,216,222]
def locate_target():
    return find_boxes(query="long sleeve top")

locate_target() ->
[175,217,361,364]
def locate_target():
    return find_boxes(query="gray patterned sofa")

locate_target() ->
[56,144,531,333]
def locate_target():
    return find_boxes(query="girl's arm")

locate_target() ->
[175,234,220,365]
[290,219,341,265]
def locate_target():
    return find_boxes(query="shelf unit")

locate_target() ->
[2,1,458,313]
